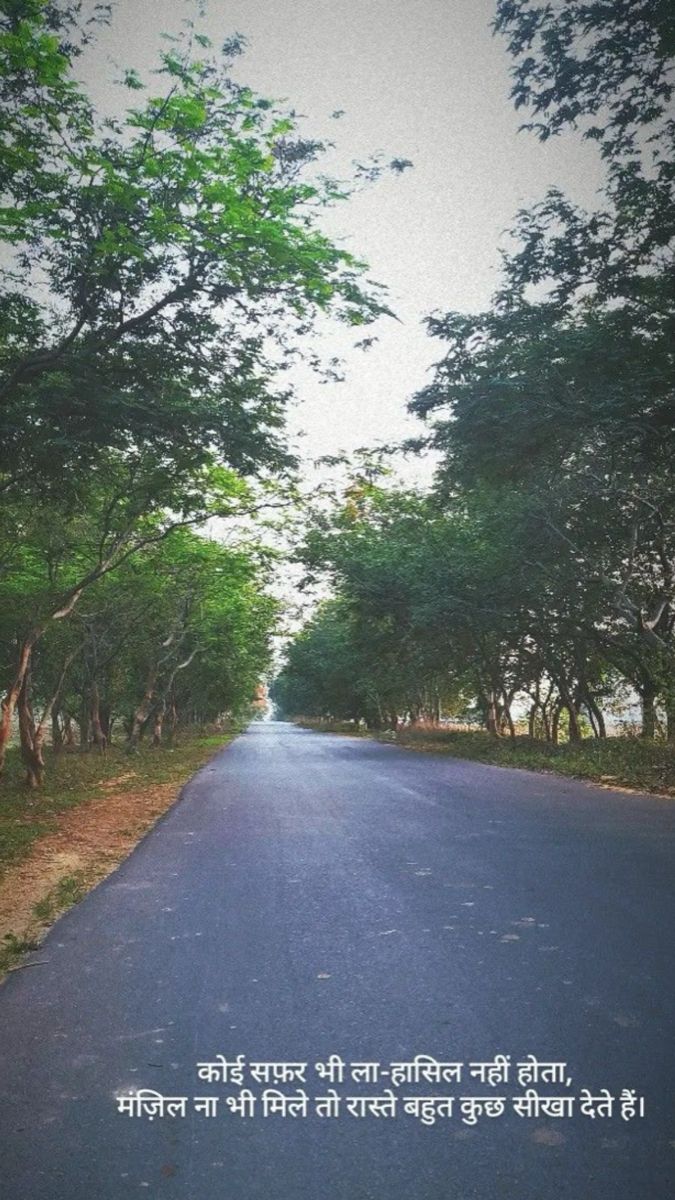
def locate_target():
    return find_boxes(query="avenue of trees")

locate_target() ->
[0,0,387,784]
[2,1,673,778]
[273,1,675,742]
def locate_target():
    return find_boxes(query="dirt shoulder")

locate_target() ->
[0,734,234,977]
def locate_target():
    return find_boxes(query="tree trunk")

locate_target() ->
[542,708,552,742]
[0,637,36,777]
[566,704,583,742]
[502,689,516,740]
[152,706,164,747]
[485,690,500,736]
[667,700,675,745]
[90,682,107,752]
[127,674,156,752]
[551,702,562,745]
[17,673,44,789]
[100,703,112,742]
[585,692,606,739]
[52,711,64,755]
[166,701,178,746]
[557,678,582,742]
[78,694,91,749]
[539,681,554,742]
[18,647,79,785]
[640,682,657,740]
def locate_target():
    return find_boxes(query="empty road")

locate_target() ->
[0,722,673,1199]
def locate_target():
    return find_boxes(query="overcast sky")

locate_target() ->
[81,0,604,480]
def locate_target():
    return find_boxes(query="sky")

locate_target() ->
[81,0,606,483]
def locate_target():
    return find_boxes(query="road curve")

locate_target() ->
[0,721,673,1199]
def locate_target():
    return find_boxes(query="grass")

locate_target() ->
[0,731,234,876]
[1,871,104,976]
[0,932,40,970]
[31,871,91,924]
[297,719,675,796]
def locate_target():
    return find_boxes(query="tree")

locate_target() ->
[493,0,675,308]
[0,2,389,495]
[271,600,369,723]
[0,451,259,778]
[10,521,277,783]
[277,3,675,743]
[0,1,393,781]
[405,0,675,735]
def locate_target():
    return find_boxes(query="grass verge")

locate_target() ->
[0,731,236,977]
[296,720,675,796]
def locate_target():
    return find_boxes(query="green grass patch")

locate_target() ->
[0,932,41,975]
[31,871,90,924]
[1,869,102,974]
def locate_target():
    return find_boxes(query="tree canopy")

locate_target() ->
[276,1,675,744]
[0,0,388,783]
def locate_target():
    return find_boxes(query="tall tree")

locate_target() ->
[0,1,388,494]
[407,0,675,733]
[0,1,392,778]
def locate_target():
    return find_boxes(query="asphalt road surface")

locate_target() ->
[1,721,674,1199]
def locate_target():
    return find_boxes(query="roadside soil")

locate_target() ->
[0,735,232,977]
[0,780,180,960]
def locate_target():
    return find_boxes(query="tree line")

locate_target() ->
[273,1,675,742]
[0,0,387,784]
